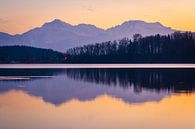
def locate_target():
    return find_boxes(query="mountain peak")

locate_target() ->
[50,19,64,24]
[42,19,73,28]
[108,20,173,31]
[121,20,166,26]
[52,19,62,22]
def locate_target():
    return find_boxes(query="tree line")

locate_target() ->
[66,32,195,63]
[0,46,65,63]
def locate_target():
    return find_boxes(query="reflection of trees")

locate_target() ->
[65,69,195,93]
[0,69,65,80]
[1,68,195,93]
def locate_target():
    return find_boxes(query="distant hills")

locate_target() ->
[0,19,175,51]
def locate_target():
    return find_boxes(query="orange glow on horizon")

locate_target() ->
[0,0,195,34]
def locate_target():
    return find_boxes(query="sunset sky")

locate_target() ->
[0,0,195,34]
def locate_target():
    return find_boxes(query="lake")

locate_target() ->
[0,65,195,129]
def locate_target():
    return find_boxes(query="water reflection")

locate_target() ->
[0,68,195,129]
[0,68,195,105]
[65,68,195,93]
[0,91,195,129]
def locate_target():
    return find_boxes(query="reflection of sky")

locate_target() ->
[0,91,195,129]
[0,74,169,106]
[1,0,195,34]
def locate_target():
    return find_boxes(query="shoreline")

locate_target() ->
[1,64,195,69]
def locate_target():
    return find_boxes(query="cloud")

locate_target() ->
[0,18,8,24]
[87,7,94,12]
[81,4,94,12]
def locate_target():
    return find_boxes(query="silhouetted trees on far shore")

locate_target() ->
[66,32,195,63]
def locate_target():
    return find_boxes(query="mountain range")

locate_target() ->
[0,19,175,52]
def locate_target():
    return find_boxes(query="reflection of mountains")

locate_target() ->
[0,68,195,106]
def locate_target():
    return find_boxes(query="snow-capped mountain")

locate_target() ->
[0,19,175,51]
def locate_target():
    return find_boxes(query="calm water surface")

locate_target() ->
[0,68,195,129]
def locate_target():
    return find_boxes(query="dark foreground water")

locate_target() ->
[0,68,195,129]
